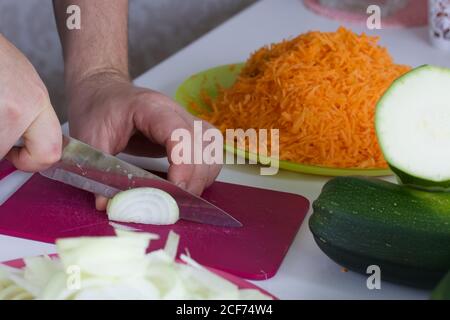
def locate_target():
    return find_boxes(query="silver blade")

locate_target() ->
[40,136,242,228]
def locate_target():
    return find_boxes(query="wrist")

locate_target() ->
[66,65,130,91]
[66,69,130,124]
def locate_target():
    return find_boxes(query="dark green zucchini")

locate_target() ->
[309,176,450,288]
[431,271,450,300]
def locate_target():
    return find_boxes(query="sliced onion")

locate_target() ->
[164,231,180,261]
[107,188,179,225]
[56,231,153,278]
[0,229,273,300]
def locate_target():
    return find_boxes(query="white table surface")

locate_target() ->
[1,0,447,299]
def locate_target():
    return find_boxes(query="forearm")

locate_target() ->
[53,0,129,88]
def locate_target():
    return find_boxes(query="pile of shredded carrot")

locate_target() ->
[195,27,411,168]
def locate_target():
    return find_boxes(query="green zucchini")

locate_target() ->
[431,271,450,300]
[309,176,450,288]
[376,65,450,191]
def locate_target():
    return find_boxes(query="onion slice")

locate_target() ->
[107,188,179,225]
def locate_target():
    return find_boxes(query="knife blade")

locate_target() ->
[37,136,242,227]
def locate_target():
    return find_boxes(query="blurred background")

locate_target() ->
[0,0,255,121]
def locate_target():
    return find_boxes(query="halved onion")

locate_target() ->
[107,188,179,225]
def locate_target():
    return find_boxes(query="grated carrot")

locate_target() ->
[196,27,411,168]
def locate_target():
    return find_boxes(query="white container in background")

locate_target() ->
[429,0,450,50]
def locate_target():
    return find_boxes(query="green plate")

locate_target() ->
[175,64,392,177]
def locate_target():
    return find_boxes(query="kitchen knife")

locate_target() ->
[15,136,242,227]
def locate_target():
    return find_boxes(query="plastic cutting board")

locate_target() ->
[0,160,309,280]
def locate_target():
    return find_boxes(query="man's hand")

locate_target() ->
[67,72,222,210]
[0,35,62,172]
[54,0,222,210]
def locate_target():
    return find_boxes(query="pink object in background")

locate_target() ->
[304,0,428,28]
[0,165,309,280]
[0,160,16,180]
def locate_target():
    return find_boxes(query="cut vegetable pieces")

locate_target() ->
[0,230,273,300]
[376,65,450,190]
[56,231,153,278]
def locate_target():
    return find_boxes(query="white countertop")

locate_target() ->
[2,0,446,299]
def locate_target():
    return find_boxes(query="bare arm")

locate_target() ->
[53,1,221,210]
[53,0,129,87]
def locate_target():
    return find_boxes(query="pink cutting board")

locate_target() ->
[0,160,15,180]
[0,161,309,280]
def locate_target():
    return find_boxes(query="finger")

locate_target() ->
[167,162,194,191]
[134,101,193,146]
[184,120,222,194]
[172,111,223,188]
[134,99,195,182]
[185,164,210,196]
[0,106,32,159]
[95,195,109,211]
[133,93,222,194]
[205,163,222,187]
[184,161,221,196]
[166,127,221,195]
[6,106,62,172]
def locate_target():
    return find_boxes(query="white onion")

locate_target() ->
[0,230,273,300]
[107,188,179,225]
